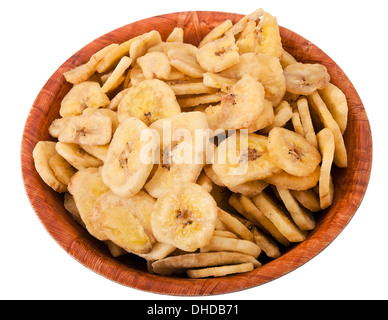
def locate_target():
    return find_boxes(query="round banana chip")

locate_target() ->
[283,62,330,95]
[90,190,155,254]
[220,52,286,107]
[267,127,321,177]
[186,262,254,278]
[118,79,181,125]
[205,74,266,131]
[212,132,281,188]
[59,81,110,117]
[33,141,67,193]
[151,182,218,252]
[102,117,157,198]
[200,236,261,258]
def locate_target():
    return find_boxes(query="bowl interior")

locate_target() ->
[21,11,372,295]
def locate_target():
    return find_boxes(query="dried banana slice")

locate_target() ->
[101,56,132,93]
[152,251,260,276]
[284,62,330,95]
[220,53,286,106]
[101,117,157,198]
[276,187,316,231]
[198,19,233,48]
[59,81,110,117]
[202,72,237,92]
[225,8,263,37]
[144,111,208,198]
[247,99,275,133]
[217,208,255,242]
[64,43,119,84]
[318,83,348,134]
[137,51,171,80]
[67,167,110,238]
[90,190,156,254]
[166,78,218,95]
[264,166,321,191]
[166,27,184,43]
[260,100,293,134]
[267,127,321,177]
[196,35,240,73]
[236,11,283,59]
[297,97,318,148]
[205,74,266,131]
[82,108,119,133]
[167,47,204,78]
[200,236,261,258]
[316,128,335,209]
[290,189,321,212]
[129,30,162,60]
[79,144,109,162]
[118,79,181,125]
[57,113,112,146]
[150,182,218,252]
[252,191,307,242]
[307,91,347,168]
[48,154,77,186]
[228,180,268,197]
[33,141,67,193]
[55,142,103,170]
[212,132,281,188]
[177,92,225,108]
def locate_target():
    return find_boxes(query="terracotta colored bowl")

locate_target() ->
[21,11,372,295]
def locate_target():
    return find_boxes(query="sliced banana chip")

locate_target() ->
[264,166,321,191]
[57,113,112,146]
[297,97,318,148]
[237,194,290,247]
[102,117,157,198]
[280,49,298,69]
[90,190,155,254]
[225,8,263,37]
[200,236,261,258]
[202,72,237,92]
[137,51,171,80]
[55,142,103,170]
[220,53,286,106]
[33,141,67,193]
[168,47,204,78]
[205,74,266,131]
[290,189,321,212]
[318,83,348,134]
[252,191,307,242]
[316,128,336,209]
[137,242,177,261]
[151,182,218,252]
[196,170,213,193]
[48,154,77,186]
[129,30,162,60]
[284,62,330,95]
[118,79,181,125]
[217,208,255,242]
[268,127,321,177]
[196,35,240,73]
[248,99,275,133]
[250,226,281,259]
[228,180,268,197]
[166,27,184,43]
[276,187,315,230]
[212,131,281,188]
[307,91,347,168]
[198,19,233,48]
[260,100,293,134]
[291,110,305,136]
[67,167,110,238]
[144,111,208,198]
[59,81,110,117]
[166,78,218,95]
[152,251,261,276]
[101,56,132,93]
[177,92,225,108]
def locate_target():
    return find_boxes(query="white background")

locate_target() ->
[2,0,387,300]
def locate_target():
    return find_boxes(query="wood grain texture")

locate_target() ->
[20,11,372,296]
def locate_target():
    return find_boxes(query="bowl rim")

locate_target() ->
[20,10,372,296]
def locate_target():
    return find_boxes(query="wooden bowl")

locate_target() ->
[21,11,372,295]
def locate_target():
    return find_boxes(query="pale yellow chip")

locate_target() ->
[250,225,281,259]
[101,56,132,93]
[166,79,218,95]
[177,91,225,108]
[198,19,233,48]
[290,189,321,212]
[297,97,318,148]
[260,100,293,134]
[166,27,184,43]
[307,91,347,168]
[252,191,307,242]
[217,208,255,242]
[151,251,261,276]
[187,262,254,278]
[316,128,336,209]
[48,154,77,186]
